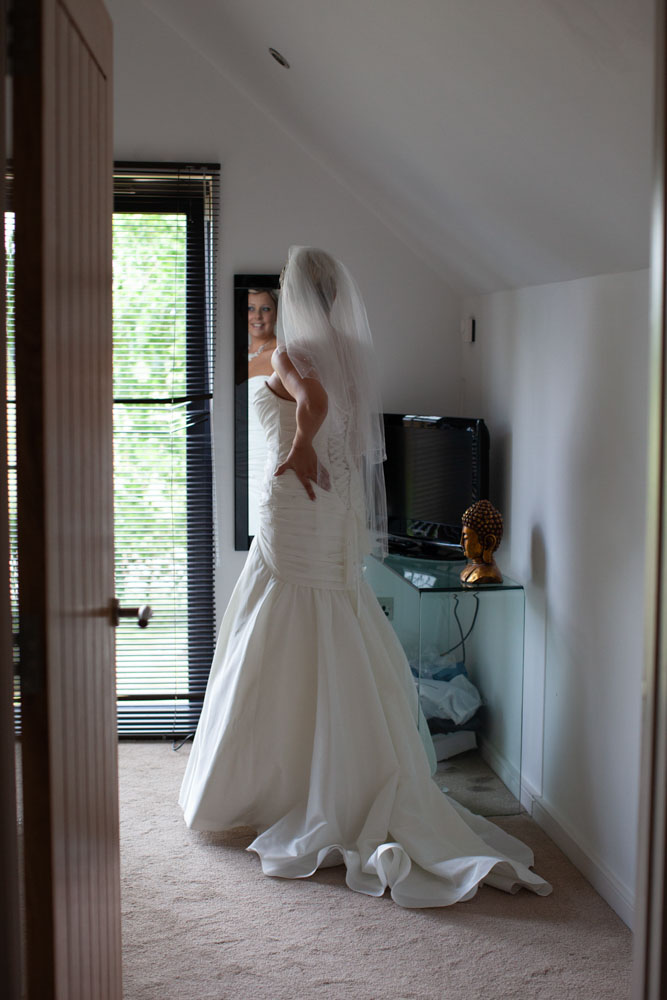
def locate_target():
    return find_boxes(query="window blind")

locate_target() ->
[112,163,218,738]
[5,207,18,726]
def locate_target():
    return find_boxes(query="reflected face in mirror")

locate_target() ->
[248,290,278,378]
[248,291,277,341]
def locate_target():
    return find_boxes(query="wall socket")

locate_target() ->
[378,596,394,621]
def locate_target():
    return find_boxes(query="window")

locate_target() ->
[5,208,17,711]
[112,163,218,737]
[7,163,218,737]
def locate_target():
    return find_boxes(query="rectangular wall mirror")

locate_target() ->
[234,273,281,549]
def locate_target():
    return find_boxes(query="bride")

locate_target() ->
[179,246,551,907]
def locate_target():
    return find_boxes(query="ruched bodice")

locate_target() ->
[253,382,368,592]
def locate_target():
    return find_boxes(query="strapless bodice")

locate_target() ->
[252,382,369,592]
[252,381,303,465]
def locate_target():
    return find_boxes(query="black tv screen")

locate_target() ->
[383,414,489,556]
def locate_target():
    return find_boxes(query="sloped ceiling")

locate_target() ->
[145,0,654,293]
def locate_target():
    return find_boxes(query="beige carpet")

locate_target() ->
[119,742,632,1000]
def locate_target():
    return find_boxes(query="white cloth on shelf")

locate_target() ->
[418,674,483,725]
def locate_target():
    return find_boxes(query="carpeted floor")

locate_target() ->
[119,742,632,1000]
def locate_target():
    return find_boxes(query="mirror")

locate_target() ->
[234,273,281,549]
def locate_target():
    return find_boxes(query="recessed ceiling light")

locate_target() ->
[269,48,290,68]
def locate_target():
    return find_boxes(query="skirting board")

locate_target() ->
[478,737,521,802]
[478,739,635,928]
[529,795,635,929]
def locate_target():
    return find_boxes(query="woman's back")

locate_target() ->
[253,381,368,590]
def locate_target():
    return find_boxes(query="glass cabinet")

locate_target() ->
[364,553,525,807]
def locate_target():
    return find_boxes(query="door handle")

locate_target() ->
[111,599,153,628]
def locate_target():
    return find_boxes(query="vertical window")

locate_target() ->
[112,164,218,737]
[6,164,218,737]
[5,209,17,717]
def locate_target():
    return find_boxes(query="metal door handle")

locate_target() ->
[111,599,153,628]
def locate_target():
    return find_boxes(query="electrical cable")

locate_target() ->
[439,593,480,661]
[172,732,194,751]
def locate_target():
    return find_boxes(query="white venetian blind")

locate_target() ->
[5,208,17,723]
[112,163,218,737]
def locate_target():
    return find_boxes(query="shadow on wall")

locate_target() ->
[540,307,603,843]
[525,522,548,795]
[530,524,547,591]
[541,278,647,880]
[489,426,512,549]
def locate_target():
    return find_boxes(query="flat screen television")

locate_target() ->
[383,414,490,558]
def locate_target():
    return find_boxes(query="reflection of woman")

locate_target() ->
[247,289,278,377]
[180,247,551,907]
[247,289,278,537]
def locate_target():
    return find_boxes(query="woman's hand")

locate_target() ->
[274,440,330,501]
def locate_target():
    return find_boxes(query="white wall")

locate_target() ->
[108,0,462,610]
[461,269,650,924]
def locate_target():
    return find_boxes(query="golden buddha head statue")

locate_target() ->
[461,500,504,565]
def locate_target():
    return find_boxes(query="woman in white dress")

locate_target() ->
[179,247,551,907]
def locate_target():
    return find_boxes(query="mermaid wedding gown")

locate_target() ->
[179,382,551,906]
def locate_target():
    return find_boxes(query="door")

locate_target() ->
[13,1,121,997]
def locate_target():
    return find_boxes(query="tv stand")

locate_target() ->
[364,552,525,811]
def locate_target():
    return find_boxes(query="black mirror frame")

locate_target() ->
[234,273,281,550]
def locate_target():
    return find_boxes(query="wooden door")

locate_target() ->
[13,1,121,998]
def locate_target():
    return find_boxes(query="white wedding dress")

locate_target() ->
[179,382,551,907]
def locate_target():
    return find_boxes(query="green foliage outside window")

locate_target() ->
[113,213,190,695]
[6,207,203,708]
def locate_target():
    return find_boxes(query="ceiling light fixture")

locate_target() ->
[269,48,290,68]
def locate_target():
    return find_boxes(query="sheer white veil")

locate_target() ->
[276,246,387,557]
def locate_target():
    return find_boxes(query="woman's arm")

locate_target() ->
[269,350,330,500]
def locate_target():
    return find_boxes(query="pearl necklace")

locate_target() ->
[248,340,275,362]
